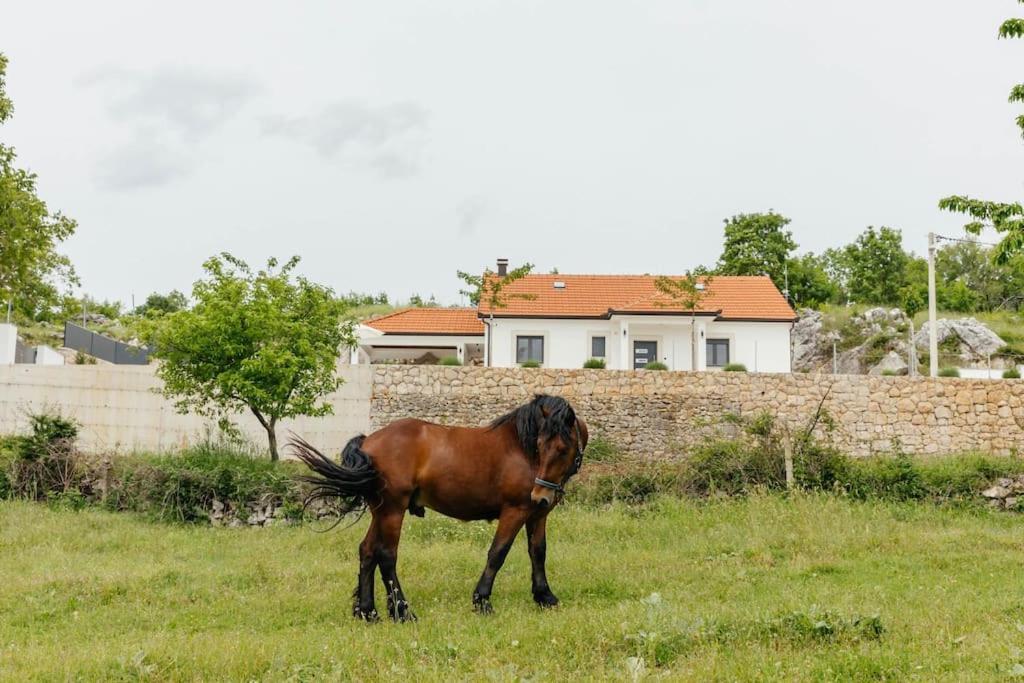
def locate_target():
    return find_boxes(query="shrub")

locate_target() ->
[881,369,897,376]
[520,360,541,368]
[723,363,747,372]
[583,435,623,463]
[105,442,300,522]
[939,367,960,378]
[438,357,462,366]
[643,361,668,371]
[4,412,82,501]
[1003,368,1021,379]
[583,358,606,369]
[73,350,97,365]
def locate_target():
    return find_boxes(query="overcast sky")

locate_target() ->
[2,1,1021,307]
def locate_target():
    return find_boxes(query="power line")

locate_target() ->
[933,234,1001,248]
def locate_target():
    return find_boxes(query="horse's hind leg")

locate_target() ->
[473,506,530,615]
[354,515,380,621]
[376,506,416,622]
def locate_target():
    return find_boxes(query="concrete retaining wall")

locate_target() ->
[0,364,372,454]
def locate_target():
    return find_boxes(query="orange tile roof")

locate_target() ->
[364,308,485,335]
[477,274,796,321]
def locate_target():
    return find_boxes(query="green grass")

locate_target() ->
[3,495,1024,680]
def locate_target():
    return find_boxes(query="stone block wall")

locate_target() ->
[370,366,1024,457]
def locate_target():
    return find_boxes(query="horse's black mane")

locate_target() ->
[489,394,576,457]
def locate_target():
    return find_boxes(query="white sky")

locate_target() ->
[2,1,1021,306]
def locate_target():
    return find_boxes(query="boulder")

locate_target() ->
[982,485,1011,499]
[869,351,909,376]
[913,318,1006,359]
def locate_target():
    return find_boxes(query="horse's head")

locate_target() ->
[530,401,589,508]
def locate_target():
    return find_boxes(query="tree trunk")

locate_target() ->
[266,419,279,462]
[250,406,279,461]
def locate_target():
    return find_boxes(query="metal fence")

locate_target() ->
[63,322,151,365]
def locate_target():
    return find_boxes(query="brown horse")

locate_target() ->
[292,394,588,622]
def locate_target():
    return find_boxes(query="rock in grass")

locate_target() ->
[982,486,1011,499]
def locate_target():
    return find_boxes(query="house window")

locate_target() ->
[516,336,544,364]
[591,336,606,358]
[707,338,730,368]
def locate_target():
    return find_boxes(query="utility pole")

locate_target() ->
[908,319,916,377]
[927,233,939,378]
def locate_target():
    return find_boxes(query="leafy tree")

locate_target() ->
[654,267,714,370]
[784,253,837,308]
[135,290,188,317]
[0,53,78,315]
[935,240,1006,311]
[830,227,908,306]
[900,257,930,316]
[407,293,437,307]
[457,262,535,308]
[716,211,796,289]
[939,4,1024,262]
[141,254,353,461]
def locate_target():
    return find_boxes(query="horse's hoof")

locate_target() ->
[534,592,560,608]
[473,596,494,615]
[353,607,380,622]
[397,610,418,623]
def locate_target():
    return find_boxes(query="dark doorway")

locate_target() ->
[633,341,658,369]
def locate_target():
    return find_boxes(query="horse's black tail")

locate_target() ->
[290,435,379,518]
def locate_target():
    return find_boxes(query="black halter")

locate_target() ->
[534,422,585,495]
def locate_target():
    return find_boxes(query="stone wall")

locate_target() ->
[370,366,1024,457]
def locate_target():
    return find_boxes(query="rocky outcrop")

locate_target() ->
[913,318,1007,360]
[794,308,1009,374]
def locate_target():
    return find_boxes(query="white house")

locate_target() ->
[354,308,485,365]
[355,263,797,373]
[478,268,796,373]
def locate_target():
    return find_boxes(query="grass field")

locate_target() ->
[2,495,1023,681]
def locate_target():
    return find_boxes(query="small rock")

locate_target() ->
[982,485,1011,499]
[212,499,225,513]
[1005,497,1019,509]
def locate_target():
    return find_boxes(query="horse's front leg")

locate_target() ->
[473,506,530,614]
[526,513,559,608]
[376,506,416,622]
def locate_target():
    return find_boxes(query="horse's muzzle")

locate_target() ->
[531,487,555,508]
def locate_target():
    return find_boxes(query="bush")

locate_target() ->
[105,442,301,522]
[520,360,541,368]
[4,412,82,501]
[438,356,462,366]
[1003,368,1021,379]
[643,361,668,371]
[939,367,960,378]
[881,369,898,376]
[583,358,606,369]
[723,363,747,372]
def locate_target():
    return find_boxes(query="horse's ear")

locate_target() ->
[577,417,590,451]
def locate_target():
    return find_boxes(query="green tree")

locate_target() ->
[935,240,1006,311]
[785,253,837,308]
[135,290,188,317]
[830,227,909,306]
[457,262,535,308]
[141,254,353,461]
[654,267,714,370]
[939,4,1024,263]
[0,53,78,315]
[716,211,796,289]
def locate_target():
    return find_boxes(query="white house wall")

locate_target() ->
[705,321,792,373]
[487,318,624,370]
[487,317,792,372]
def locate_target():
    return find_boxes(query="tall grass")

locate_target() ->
[2,495,1024,679]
